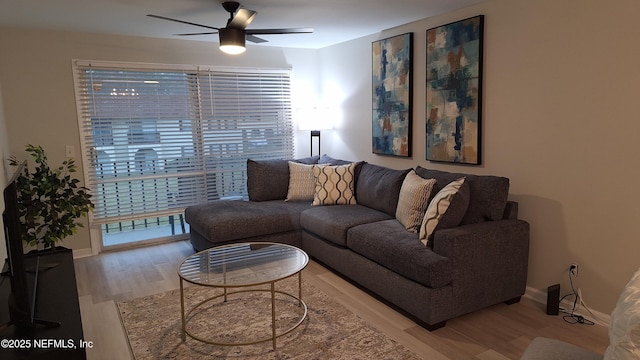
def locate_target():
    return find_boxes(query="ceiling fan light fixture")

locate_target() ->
[219,28,246,55]
[148,2,313,52]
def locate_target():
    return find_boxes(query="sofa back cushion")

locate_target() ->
[247,156,319,201]
[415,166,509,224]
[356,164,411,216]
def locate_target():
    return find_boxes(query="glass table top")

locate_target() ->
[178,242,309,287]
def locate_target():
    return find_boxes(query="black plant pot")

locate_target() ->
[26,246,71,256]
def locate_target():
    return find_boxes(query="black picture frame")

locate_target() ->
[372,32,413,157]
[426,15,484,165]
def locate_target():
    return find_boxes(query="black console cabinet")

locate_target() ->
[0,248,86,360]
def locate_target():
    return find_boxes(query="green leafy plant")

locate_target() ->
[8,144,94,249]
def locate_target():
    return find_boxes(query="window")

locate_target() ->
[73,61,294,246]
[128,120,161,145]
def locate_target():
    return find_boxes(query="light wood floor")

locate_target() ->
[74,240,609,360]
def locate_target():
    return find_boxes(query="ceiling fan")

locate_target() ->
[147,1,314,54]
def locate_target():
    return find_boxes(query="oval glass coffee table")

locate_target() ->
[178,242,309,349]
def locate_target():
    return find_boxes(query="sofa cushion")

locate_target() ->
[185,200,312,243]
[419,177,470,245]
[247,156,319,201]
[347,219,453,288]
[286,161,316,201]
[415,166,509,224]
[300,205,392,247]
[604,267,640,360]
[395,171,437,233]
[356,164,411,216]
[312,163,357,206]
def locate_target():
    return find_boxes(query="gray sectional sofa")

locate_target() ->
[184,155,530,330]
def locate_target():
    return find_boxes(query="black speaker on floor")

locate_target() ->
[546,284,560,315]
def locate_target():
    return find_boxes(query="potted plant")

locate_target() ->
[8,144,94,250]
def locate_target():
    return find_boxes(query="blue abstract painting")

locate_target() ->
[426,16,483,164]
[372,33,413,157]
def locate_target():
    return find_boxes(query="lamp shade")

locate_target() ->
[297,106,334,131]
[219,28,246,55]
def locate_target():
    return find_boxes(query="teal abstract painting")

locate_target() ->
[372,33,413,157]
[426,16,483,164]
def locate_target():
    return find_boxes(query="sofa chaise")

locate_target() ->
[184,155,530,330]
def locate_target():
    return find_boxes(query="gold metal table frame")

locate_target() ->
[178,242,309,349]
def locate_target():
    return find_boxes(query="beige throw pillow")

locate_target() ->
[312,163,357,206]
[395,171,436,233]
[419,177,466,245]
[285,161,316,201]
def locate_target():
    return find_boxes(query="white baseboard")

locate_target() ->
[524,286,610,327]
[72,248,93,259]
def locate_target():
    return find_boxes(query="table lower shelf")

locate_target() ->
[180,273,307,349]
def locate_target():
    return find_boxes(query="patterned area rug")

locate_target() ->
[117,277,419,359]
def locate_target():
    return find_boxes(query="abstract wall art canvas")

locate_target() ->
[372,33,413,157]
[426,15,484,165]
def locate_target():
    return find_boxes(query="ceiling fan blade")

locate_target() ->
[228,8,257,29]
[147,14,219,31]
[173,31,219,36]
[246,28,314,35]
[246,34,268,43]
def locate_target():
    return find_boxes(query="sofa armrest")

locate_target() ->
[432,219,530,315]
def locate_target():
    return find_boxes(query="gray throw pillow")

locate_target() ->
[318,154,353,165]
[296,155,321,164]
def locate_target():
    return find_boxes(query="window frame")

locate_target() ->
[72,60,295,250]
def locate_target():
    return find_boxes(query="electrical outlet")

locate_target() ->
[65,145,75,158]
[570,263,578,277]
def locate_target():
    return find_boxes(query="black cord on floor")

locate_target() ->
[560,268,594,326]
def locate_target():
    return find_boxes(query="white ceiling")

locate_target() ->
[0,0,485,49]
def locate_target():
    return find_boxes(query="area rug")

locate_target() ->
[117,277,420,359]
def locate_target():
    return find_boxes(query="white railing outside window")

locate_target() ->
[72,61,294,231]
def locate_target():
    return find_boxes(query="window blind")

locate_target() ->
[73,61,294,224]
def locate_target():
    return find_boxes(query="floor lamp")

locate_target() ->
[310,130,321,157]
[299,108,332,157]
